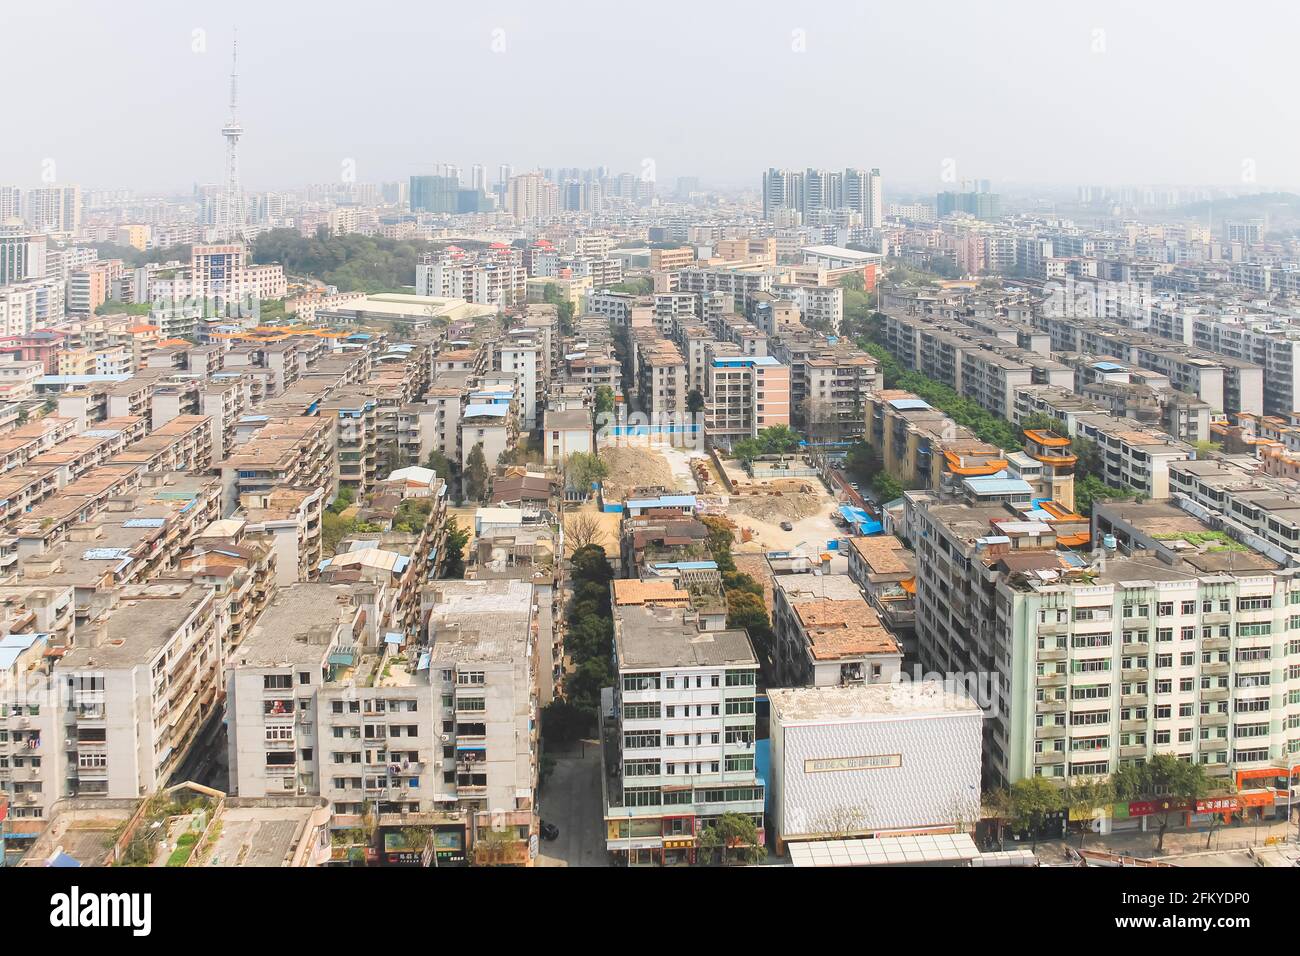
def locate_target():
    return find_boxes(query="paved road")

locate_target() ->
[537,740,608,867]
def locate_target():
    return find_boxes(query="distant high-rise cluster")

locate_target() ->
[762,166,882,227]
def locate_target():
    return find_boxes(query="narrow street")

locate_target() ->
[536,740,608,867]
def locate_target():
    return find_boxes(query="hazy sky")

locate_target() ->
[4,0,1298,194]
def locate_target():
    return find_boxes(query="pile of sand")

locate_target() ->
[728,491,824,523]
[599,445,677,497]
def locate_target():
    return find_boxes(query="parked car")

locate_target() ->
[540,822,560,841]
[779,521,794,532]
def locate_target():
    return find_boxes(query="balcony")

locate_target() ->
[1121,641,1150,655]
[1121,668,1149,682]
[1202,687,1230,701]
[1034,725,1066,739]
[1033,751,1066,766]
[1119,744,1148,759]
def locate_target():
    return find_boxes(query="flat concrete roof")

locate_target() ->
[769,680,983,724]
[615,604,756,670]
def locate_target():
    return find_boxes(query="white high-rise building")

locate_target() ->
[23,185,81,235]
[0,225,47,284]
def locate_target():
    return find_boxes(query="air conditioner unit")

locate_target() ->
[440,734,449,742]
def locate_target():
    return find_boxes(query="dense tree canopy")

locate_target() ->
[251,228,437,292]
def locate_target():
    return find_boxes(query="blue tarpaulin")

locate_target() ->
[838,505,881,535]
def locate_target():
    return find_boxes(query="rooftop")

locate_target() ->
[233,584,355,668]
[769,679,983,723]
[615,605,755,670]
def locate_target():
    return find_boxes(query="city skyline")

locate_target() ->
[5,0,1300,193]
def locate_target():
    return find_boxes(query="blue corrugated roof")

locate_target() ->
[712,355,781,368]
[384,632,404,645]
[627,494,696,509]
[123,518,166,528]
[463,404,510,418]
[0,633,41,649]
[83,548,132,560]
[889,398,932,411]
[964,477,1033,495]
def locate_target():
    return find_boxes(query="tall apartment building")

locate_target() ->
[216,415,337,514]
[0,226,47,285]
[1165,458,1300,564]
[703,354,790,444]
[59,583,226,798]
[228,578,537,863]
[635,338,688,421]
[902,489,1300,790]
[772,333,879,441]
[863,389,1007,492]
[416,249,527,309]
[762,167,882,226]
[24,185,81,234]
[422,579,540,865]
[1190,317,1300,417]
[496,335,543,431]
[602,578,764,866]
[506,172,560,221]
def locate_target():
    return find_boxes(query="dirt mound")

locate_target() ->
[728,491,824,523]
[600,445,677,498]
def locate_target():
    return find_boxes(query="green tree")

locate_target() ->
[423,448,455,483]
[686,389,705,413]
[566,657,613,713]
[570,544,613,587]
[594,385,615,414]
[726,590,773,650]
[872,474,903,503]
[1113,754,1210,853]
[700,516,735,557]
[565,452,608,494]
[1018,412,1064,442]
[982,788,1012,850]
[843,440,882,485]
[250,229,436,293]
[1061,777,1115,848]
[462,443,489,502]
[440,517,469,578]
[540,699,591,746]
[327,485,355,514]
[696,812,763,865]
[1008,777,1063,849]
[1072,436,1104,481]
